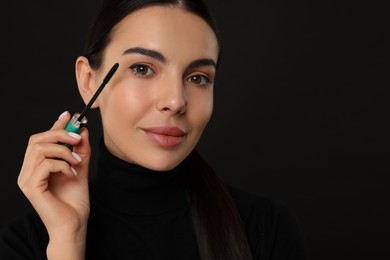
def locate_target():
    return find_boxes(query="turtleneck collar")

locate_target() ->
[89,139,191,216]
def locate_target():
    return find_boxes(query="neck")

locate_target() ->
[89,140,191,215]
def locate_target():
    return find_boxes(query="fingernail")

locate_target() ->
[68,132,81,140]
[58,111,68,120]
[72,152,82,162]
[71,167,78,176]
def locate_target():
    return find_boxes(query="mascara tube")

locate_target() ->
[64,112,88,134]
[62,112,88,150]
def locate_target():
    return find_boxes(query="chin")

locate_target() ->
[144,158,182,172]
[139,151,190,172]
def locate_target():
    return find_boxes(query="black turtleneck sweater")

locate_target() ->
[0,142,309,259]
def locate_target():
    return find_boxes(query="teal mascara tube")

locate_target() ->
[62,62,119,149]
[64,112,88,134]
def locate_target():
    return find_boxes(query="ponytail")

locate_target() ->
[187,151,253,260]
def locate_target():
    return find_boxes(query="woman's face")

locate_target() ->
[90,6,219,171]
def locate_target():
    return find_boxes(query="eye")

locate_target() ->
[187,74,211,88]
[129,64,155,77]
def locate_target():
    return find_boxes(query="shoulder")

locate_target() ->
[227,184,294,224]
[0,210,48,259]
[227,184,310,259]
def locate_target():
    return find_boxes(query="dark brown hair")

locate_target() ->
[84,0,252,259]
[85,0,221,69]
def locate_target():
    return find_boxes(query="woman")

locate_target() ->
[0,0,309,259]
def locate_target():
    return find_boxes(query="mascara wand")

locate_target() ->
[78,62,119,121]
[63,62,119,149]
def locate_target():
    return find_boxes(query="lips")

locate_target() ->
[143,126,186,147]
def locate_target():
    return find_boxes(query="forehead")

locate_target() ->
[108,5,219,62]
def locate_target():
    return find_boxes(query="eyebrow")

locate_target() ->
[122,47,167,63]
[187,59,217,70]
[122,47,217,69]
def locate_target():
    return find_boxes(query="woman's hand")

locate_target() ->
[17,111,91,259]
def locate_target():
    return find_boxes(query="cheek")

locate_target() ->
[188,92,213,130]
[99,86,149,128]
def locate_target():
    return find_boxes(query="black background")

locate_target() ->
[0,1,388,259]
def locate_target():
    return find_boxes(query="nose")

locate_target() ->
[156,78,187,115]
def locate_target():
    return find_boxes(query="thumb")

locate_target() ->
[72,127,91,179]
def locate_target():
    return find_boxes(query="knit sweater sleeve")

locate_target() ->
[228,185,310,260]
[261,199,309,259]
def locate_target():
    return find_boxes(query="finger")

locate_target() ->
[18,143,82,183]
[38,159,78,183]
[28,129,82,148]
[23,111,75,159]
[22,132,82,178]
[73,128,91,157]
[51,111,71,130]
[72,128,91,178]
[36,143,83,165]
[19,158,77,198]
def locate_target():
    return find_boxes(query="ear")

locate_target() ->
[75,56,99,108]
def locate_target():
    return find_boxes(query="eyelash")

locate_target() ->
[129,64,155,78]
[128,63,212,88]
[187,74,211,88]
